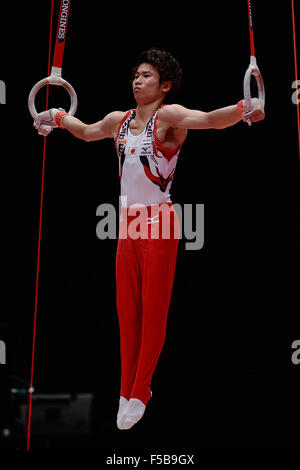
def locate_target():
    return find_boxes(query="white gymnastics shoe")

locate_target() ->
[117,396,129,429]
[118,398,146,430]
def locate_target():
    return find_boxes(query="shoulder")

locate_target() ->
[158,104,187,122]
[157,104,192,131]
[104,110,129,126]
[156,105,188,148]
[103,110,131,139]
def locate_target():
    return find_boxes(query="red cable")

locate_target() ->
[247,0,256,57]
[291,0,300,161]
[26,0,54,451]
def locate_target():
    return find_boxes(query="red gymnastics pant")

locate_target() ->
[116,203,180,405]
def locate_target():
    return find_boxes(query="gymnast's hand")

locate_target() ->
[33,108,66,136]
[242,98,265,123]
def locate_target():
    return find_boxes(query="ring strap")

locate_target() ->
[247,0,256,57]
[53,0,72,69]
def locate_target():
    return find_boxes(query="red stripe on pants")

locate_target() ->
[116,204,180,405]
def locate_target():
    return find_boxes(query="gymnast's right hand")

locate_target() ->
[33,108,65,136]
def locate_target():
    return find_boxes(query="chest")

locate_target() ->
[129,121,147,136]
[128,119,177,148]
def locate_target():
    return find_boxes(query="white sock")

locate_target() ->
[116,396,129,429]
[119,398,146,430]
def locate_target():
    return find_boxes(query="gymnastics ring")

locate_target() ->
[28,67,78,121]
[243,56,265,125]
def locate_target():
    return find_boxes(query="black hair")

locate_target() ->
[131,48,182,100]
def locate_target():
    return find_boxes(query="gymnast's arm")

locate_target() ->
[34,108,125,139]
[158,99,264,130]
[59,111,126,141]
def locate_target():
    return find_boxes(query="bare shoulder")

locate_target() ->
[102,110,129,138]
[105,110,128,121]
[157,103,210,131]
[104,110,128,127]
[157,104,188,147]
[158,104,187,124]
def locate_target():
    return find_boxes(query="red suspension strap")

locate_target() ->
[291,0,300,161]
[26,0,76,451]
[247,0,256,57]
[243,0,265,126]
[53,0,71,69]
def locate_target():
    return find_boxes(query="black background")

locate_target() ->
[1,0,299,458]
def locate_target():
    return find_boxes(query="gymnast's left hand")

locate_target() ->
[243,98,265,123]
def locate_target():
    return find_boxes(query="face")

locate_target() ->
[132,63,171,104]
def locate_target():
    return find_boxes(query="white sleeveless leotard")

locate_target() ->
[114,108,183,207]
